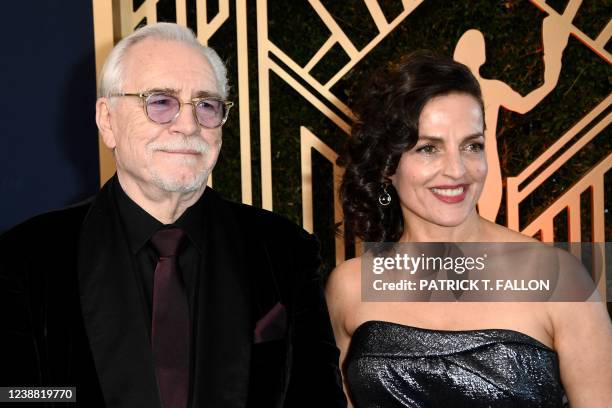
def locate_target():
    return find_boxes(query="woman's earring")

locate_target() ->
[378,184,392,206]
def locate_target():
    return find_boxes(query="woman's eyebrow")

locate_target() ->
[417,133,484,143]
[416,135,443,143]
[462,133,485,142]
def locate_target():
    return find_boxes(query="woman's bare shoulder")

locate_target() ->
[547,299,612,405]
[325,257,364,340]
[481,219,540,243]
[326,257,362,297]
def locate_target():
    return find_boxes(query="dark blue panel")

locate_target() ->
[0,1,100,232]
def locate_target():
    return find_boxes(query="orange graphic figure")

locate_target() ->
[454,5,576,221]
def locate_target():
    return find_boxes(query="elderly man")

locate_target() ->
[0,23,345,408]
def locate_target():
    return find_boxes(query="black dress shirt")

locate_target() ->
[0,175,348,407]
[113,182,207,338]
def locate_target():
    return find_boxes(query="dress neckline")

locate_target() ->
[353,319,555,352]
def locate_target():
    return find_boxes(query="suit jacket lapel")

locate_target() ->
[191,191,252,408]
[78,178,161,408]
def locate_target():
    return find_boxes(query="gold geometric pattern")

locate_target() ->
[93,1,610,294]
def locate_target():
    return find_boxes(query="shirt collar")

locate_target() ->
[113,177,208,254]
[173,189,207,253]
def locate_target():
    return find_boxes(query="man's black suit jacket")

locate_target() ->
[0,178,346,407]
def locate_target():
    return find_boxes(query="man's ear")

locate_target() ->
[96,97,116,149]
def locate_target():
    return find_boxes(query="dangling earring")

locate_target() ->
[378,184,392,206]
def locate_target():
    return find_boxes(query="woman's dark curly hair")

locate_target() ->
[338,52,484,242]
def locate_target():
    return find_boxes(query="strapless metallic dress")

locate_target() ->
[345,321,566,407]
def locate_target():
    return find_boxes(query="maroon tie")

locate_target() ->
[150,228,190,408]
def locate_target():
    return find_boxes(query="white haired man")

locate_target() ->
[0,23,345,408]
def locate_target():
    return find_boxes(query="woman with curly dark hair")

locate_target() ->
[325,53,612,407]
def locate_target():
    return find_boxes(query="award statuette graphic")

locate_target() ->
[93,1,610,296]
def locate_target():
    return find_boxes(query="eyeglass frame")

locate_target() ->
[109,91,234,129]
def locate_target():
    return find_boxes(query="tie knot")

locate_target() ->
[151,228,186,257]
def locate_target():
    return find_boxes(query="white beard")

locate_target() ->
[150,167,210,193]
[147,137,213,193]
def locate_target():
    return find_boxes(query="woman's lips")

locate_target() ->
[430,184,468,203]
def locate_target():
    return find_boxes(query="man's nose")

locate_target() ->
[170,102,200,135]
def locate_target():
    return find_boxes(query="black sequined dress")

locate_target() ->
[345,320,566,407]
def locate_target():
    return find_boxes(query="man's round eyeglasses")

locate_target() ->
[110,92,233,129]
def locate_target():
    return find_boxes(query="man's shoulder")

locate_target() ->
[1,198,94,245]
[222,197,312,242]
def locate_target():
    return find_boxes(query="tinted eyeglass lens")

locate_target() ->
[195,99,224,128]
[146,93,180,123]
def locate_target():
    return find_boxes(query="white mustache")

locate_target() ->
[148,138,209,154]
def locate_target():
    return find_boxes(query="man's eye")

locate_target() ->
[197,99,221,111]
[148,95,176,107]
[415,144,437,154]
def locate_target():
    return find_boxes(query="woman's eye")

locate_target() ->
[416,144,437,154]
[465,142,485,152]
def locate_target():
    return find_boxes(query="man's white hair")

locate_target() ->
[98,22,228,99]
